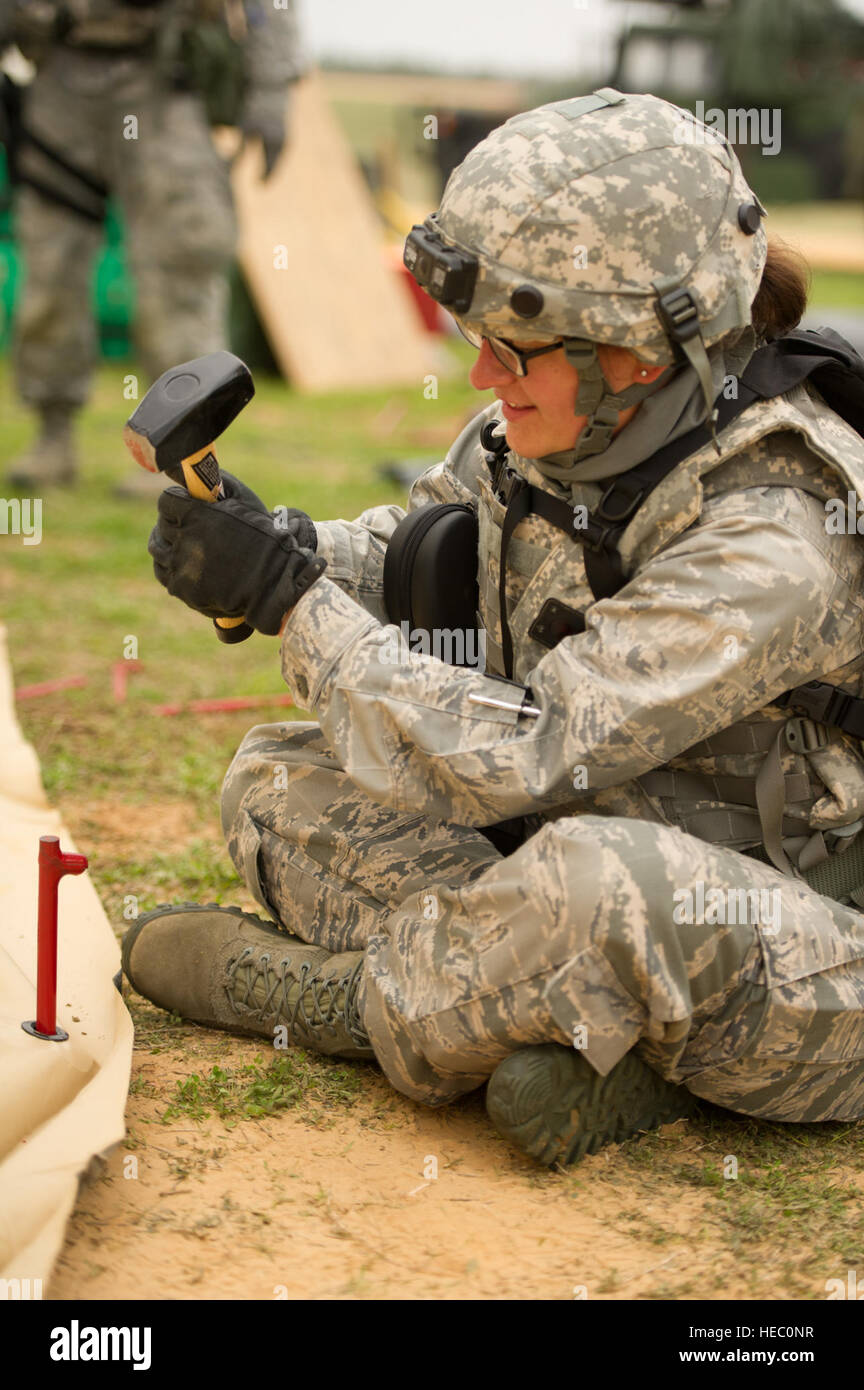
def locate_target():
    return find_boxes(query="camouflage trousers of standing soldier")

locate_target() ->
[14,48,236,409]
[221,721,864,1120]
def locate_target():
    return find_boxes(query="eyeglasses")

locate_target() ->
[453,317,563,377]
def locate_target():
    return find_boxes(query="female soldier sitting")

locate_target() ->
[126,89,864,1166]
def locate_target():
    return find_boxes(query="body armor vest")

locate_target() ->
[385,329,864,900]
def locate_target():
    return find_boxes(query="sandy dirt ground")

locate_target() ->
[50,1026,719,1303]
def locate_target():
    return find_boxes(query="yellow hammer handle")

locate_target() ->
[180,446,247,632]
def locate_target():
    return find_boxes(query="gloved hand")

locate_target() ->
[148,486,325,635]
[217,469,271,515]
[240,87,290,180]
[218,470,316,550]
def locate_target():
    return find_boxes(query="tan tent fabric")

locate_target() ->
[0,624,133,1291]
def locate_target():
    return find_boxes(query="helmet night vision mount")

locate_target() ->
[403,222,478,314]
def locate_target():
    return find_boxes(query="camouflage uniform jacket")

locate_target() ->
[280,386,864,867]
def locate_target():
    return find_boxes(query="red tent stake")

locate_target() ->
[154,694,296,716]
[112,659,143,703]
[15,676,88,700]
[21,836,88,1042]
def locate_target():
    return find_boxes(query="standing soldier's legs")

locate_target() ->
[9,55,107,487]
[110,79,236,497]
[14,188,102,411]
[113,86,236,380]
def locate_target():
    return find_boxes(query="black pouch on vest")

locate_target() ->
[383,503,479,647]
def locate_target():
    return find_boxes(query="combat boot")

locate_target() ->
[486,1044,699,1167]
[122,903,374,1059]
[8,405,79,488]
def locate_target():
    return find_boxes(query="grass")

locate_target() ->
[96,842,244,923]
[564,1107,864,1298]
[162,1053,364,1127]
[808,269,864,311]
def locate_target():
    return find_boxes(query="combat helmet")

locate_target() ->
[404,88,767,459]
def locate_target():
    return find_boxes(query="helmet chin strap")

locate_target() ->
[563,339,675,461]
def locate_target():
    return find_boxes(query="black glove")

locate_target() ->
[217,469,271,515]
[243,120,285,179]
[149,486,325,635]
[240,96,287,180]
[218,470,317,551]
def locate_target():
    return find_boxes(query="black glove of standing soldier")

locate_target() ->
[148,472,324,635]
[240,88,289,180]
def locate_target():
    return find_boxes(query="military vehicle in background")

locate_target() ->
[612,0,864,201]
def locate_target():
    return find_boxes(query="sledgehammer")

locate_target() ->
[123,351,255,643]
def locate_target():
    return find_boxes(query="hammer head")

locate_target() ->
[123,351,255,475]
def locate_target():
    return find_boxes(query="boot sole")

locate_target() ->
[486,1043,699,1167]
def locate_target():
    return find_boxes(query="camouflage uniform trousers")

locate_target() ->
[222,720,864,1120]
[14,47,236,409]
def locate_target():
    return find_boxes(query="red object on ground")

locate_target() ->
[154,694,296,716]
[112,659,143,703]
[15,676,88,700]
[21,836,88,1042]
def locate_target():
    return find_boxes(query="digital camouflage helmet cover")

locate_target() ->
[404,88,767,458]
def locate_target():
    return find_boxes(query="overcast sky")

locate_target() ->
[299,0,649,79]
[298,0,864,79]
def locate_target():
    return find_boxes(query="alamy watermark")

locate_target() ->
[674,101,781,157]
[1,497,42,545]
[825,492,864,534]
[0,1277,42,1299]
[50,1321,151,1370]
[673,880,781,935]
[378,622,486,671]
[826,1269,863,1299]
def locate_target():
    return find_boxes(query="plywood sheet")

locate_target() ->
[229,73,437,391]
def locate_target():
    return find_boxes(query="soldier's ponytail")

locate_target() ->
[750,239,811,341]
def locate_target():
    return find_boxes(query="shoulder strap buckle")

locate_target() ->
[780,681,846,728]
[498,469,525,507]
[595,476,647,525]
[784,716,830,754]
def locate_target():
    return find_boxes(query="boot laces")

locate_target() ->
[225,947,369,1048]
